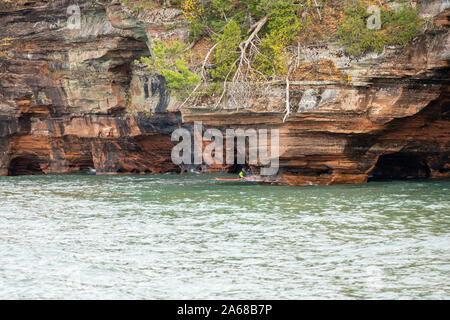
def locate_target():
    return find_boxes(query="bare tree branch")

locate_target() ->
[283,60,296,123]
[233,14,270,82]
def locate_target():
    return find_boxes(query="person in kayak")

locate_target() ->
[239,168,251,179]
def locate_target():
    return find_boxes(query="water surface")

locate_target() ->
[0,174,449,299]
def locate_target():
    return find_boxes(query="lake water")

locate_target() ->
[0,174,449,299]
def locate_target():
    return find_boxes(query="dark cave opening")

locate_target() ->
[368,152,431,181]
[69,154,95,173]
[227,163,248,174]
[8,155,43,176]
[224,136,252,174]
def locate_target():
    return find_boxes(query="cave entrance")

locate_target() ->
[224,135,252,174]
[8,155,43,176]
[69,153,95,173]
[368,152,431,181]
[228,163,247,174]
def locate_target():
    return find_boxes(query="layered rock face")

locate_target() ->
[0,0,449,185]
[0,0,182,175]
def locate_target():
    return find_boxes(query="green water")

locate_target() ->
[0,174,449,299]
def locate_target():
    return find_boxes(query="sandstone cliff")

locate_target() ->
[0,0,449,185]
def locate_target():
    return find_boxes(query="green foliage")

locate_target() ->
[185,0,302,79]
[337,5,385,56]
[139,40,200,100]
[382,5,423,46]
[337,2,422,57]
[210,20,242,80]
[120,0,182,10]
[132,4,144,11]
[253,1,302,76]
[185,0,292,41]
[185,0,234,41]
[265,1,302,45]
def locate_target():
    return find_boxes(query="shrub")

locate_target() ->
[337,1,422,57]
[139,40,200,100]
[253,1,302,77]
[382,5,423,46]
[337,5,387,56]
[210,19,242,81]
[182,0,302,78]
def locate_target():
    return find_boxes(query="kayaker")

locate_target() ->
[239,169,251,179]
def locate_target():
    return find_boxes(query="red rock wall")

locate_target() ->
[0,1,449,185]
